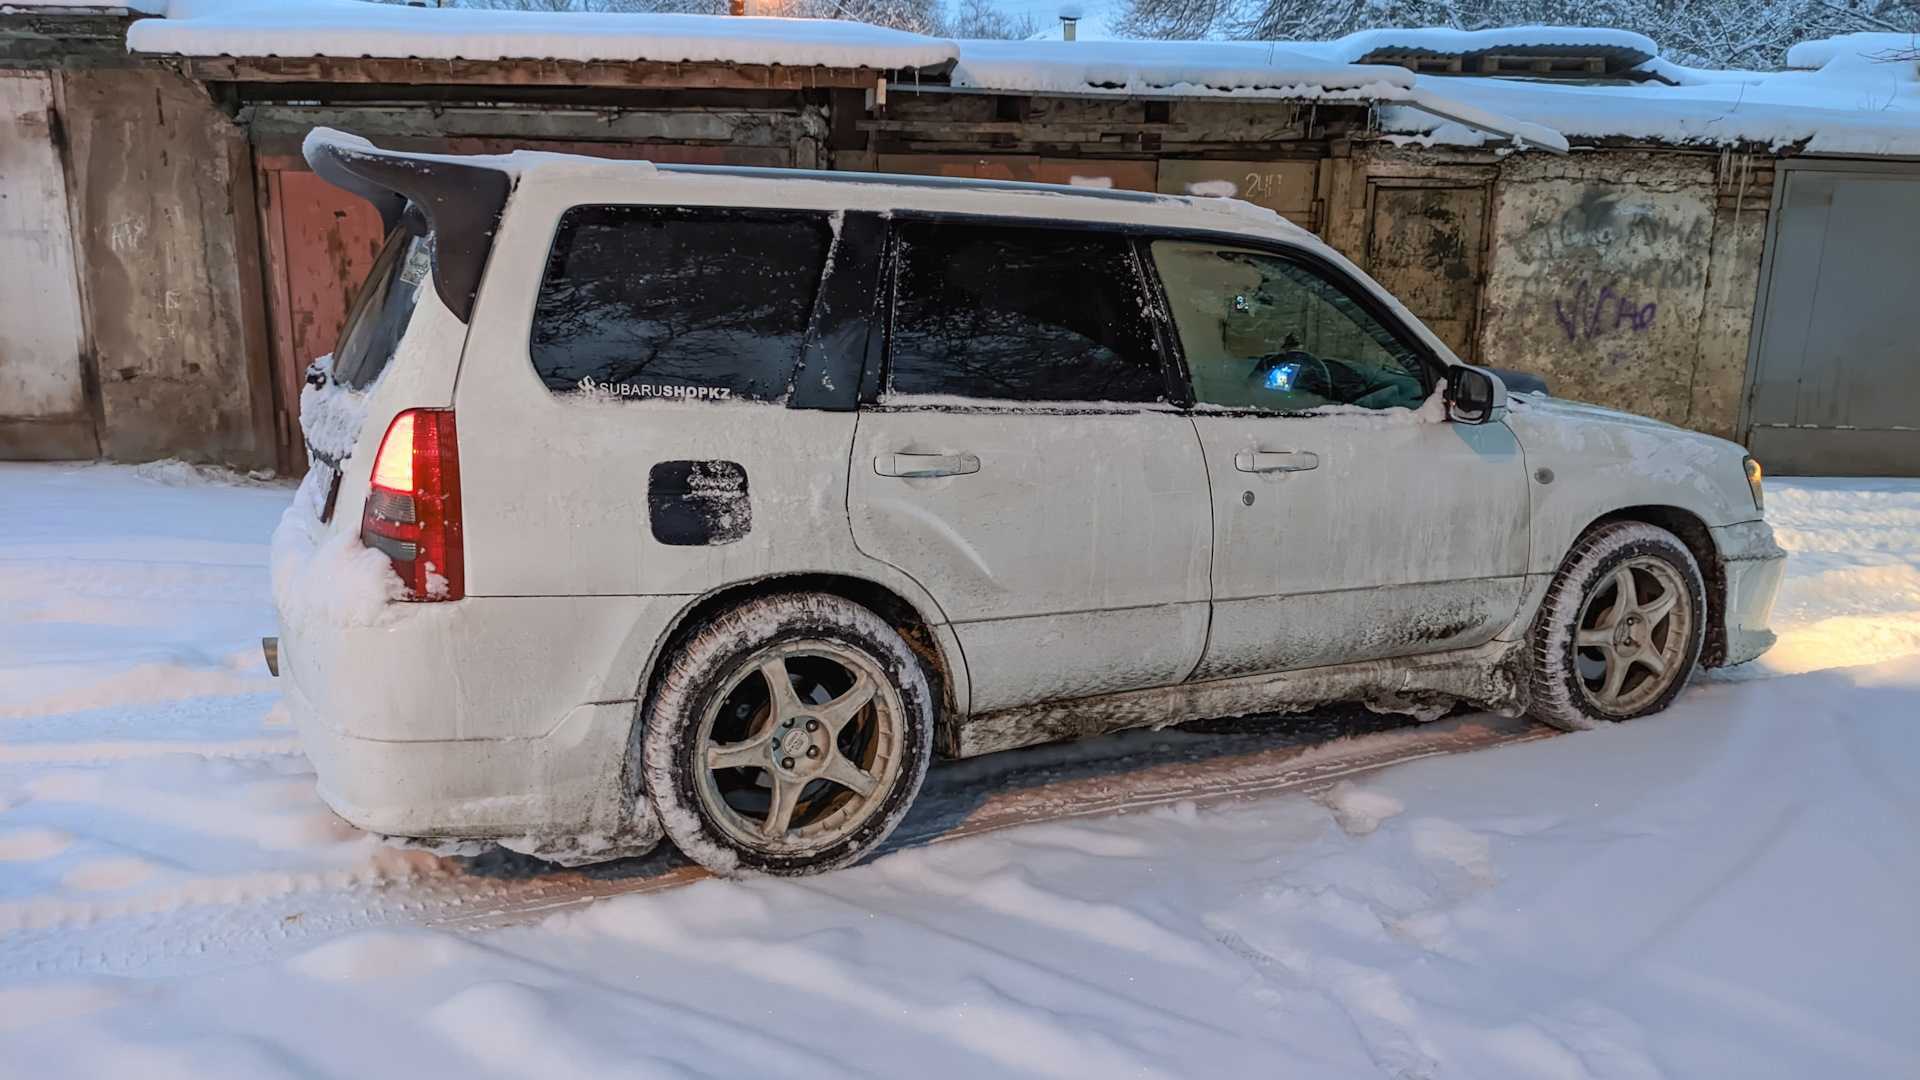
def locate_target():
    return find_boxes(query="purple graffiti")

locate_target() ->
[1553,280,1657,343]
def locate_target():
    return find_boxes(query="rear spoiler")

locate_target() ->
[303,128,514,323]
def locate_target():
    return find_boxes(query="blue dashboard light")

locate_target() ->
[1265,362,1300,391]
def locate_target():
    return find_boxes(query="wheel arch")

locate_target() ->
[637,572,964,751]
[1583,505,1729,667]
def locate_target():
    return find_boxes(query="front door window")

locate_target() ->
[1151,241,1429,412]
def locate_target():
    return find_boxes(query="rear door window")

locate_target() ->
[885,221,1167,404]
[531,206,833,402]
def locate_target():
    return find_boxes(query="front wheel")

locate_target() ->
[641,593,933,877]
[1527,521,1706,731]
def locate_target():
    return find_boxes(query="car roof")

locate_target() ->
[303,126,1324,249]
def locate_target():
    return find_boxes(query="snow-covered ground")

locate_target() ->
[1,461,1914,1079]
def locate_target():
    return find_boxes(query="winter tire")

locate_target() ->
[641,592,934,877]
[1527,521,1706,732]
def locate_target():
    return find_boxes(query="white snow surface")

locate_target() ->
[1380,33,1920,154]
[948,38,1415,96]
[1314,25,1661,63]
[126,0,960,69]
[126,2,1920,152]
[1,460,1918,1078]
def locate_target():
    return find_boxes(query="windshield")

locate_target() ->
[332,224,432,390]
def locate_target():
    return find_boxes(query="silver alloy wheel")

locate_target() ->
[694,640,904,852]
[1573,554,1695,715]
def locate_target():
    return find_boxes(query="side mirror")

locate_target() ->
[1445,364,1508,425]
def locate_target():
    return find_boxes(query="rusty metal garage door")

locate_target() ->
[1745,161,1920,476]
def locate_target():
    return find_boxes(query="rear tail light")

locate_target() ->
[362,408,464,601]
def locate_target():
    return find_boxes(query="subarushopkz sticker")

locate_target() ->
[578,377,732,400]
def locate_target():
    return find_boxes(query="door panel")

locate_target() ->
[1148,236,1528,678]
[849,409,1211,713]
[1191,414,1528,678]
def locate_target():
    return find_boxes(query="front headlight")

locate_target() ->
[1742,456,1764,513]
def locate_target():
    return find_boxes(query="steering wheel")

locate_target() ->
[1247,350,1342,402]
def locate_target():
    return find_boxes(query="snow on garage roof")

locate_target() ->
[1377,33,1920,156]
[942,41,1565,150]
[124,0,960,71]
[119,3,1920,156]
[1317,25,1660,66]
[946,39,1416,97]
[125,2,1565,151]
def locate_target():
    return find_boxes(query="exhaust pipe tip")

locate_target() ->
[262,636,280,678]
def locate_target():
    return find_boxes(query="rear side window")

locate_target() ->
[886,221,1166,404]
[531,206,832,402]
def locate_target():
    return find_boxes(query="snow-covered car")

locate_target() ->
[272,129,1785,877]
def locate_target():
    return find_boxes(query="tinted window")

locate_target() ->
[532,207,832,402]
[333,227,431,391]
[887,221,1165,403]
[1152,241,1428,412]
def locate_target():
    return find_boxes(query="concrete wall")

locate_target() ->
[1469,151,1767,439]
[57,66,275,468]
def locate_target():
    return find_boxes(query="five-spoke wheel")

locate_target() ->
[1529,521,1706,731]
[643,593,933,877]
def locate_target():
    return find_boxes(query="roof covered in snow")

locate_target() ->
[1316,26,1659,67]
[113,2,1920,158]
[123,0,960,71]
[1378,33,1920,156]
[946,40,1415,98]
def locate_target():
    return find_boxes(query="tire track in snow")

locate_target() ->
[0,711,1554,977]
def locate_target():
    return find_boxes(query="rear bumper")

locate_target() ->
[1711,520,1786,667]
[278,593,683,848]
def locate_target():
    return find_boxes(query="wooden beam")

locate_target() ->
[171,55,886,91]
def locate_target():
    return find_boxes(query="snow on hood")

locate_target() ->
[127,0,960,70]
[1508,392,1682,434]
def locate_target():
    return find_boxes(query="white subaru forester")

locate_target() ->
[272,129,1785,877]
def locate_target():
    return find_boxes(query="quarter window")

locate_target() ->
[1151,241,1429,412]
[531,206,832,402]
[887,222,1166,404]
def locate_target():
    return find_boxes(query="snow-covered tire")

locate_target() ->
[641,592,933,878]
[1527,521,1706,732]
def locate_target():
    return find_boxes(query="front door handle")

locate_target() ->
[1234,450,1319,474]
[875,452,981,478]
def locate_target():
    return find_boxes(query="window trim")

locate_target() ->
[528,203,840,407]
[1133,228,1446,417]
[867,212,1185,412]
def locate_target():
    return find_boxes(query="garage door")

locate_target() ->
[1747,163,1920,476]
[0,71,93,459]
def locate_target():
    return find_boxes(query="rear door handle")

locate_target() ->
[1234,450,1319,474]
[874,452,981,478]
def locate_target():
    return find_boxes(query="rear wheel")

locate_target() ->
[1527,521,1706,731]
[642,593,933,877]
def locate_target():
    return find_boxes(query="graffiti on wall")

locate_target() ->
[1552,279,1658,344]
